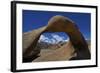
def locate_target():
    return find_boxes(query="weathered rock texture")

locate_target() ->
[23,15,90,62]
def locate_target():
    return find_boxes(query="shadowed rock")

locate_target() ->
[23,15,90,62]
[23,26,47,62]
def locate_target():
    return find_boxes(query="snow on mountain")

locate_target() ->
[39,33,69,44]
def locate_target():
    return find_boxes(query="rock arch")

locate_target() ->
[23,15,90,62]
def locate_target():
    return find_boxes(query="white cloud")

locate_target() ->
[51,34,65,43]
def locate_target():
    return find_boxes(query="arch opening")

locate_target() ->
[36,32,69,49]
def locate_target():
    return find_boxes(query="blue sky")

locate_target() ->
[23,10,91,41]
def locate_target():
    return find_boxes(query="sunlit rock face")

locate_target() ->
[23,15,90,62]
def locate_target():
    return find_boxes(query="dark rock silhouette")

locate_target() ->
[23,15,90,62]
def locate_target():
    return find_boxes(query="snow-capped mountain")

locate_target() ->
[38,34,69,44]
[35,34,69,49]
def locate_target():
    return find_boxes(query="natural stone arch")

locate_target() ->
[23,15,90,62]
